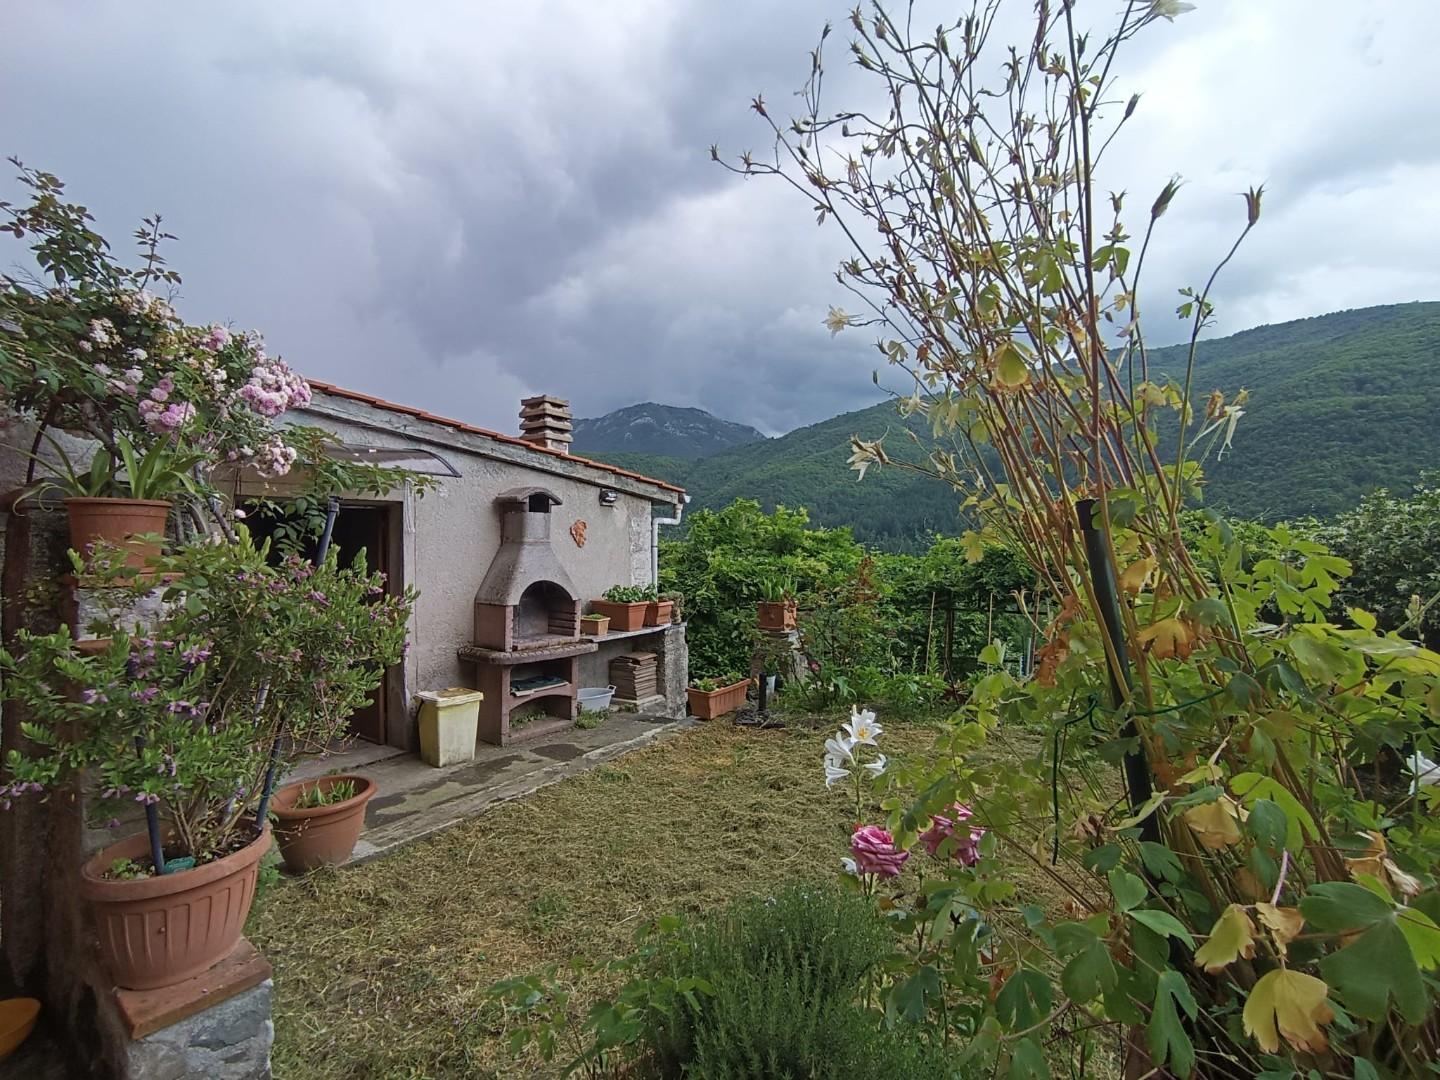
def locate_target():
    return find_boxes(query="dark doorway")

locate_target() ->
[328,505,391,744]
[243,500,398,745]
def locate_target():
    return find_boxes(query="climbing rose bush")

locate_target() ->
[0,161,311,484]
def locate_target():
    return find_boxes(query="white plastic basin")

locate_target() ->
[577,686,616,713]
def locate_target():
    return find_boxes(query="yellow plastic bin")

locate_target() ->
[416,688,485,768]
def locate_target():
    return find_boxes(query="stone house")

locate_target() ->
[229,382,692,749]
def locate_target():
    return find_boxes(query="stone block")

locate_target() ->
[126,980,273,1080]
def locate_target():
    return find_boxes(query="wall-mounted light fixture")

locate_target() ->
[599,488,619,506]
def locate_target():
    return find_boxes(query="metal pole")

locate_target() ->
[1075,498,1158,844]
[135,734,167,874]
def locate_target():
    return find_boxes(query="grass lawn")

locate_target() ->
[250,715,1061,1079]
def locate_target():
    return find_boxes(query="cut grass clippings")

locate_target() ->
[250,716,1058,1079]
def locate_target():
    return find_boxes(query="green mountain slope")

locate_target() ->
[1144,302,1440,518]
[589,302,1440,546]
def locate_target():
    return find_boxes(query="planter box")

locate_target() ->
[645,600,674,627]
[580,615,610,638]
[417,687,485,767]
[687,679,750,720]
[592,600,648,632]
[757,600,797,631]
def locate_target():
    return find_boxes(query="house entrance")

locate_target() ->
[242,500,401,745]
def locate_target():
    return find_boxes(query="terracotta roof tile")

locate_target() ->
[304,380,685,496]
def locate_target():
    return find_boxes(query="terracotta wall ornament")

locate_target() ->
[570,519,587,548]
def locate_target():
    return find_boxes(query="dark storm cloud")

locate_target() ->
[3,2,1438,435]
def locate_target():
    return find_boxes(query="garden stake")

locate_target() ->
[134,734,167,875]
[253,496,340,836]
[1075,499,1158,845]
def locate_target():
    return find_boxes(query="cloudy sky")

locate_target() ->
[4,1,1438,435]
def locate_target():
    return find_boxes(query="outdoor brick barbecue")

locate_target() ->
[459,486,598,744]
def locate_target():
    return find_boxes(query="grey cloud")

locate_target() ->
[2,0,1437,436]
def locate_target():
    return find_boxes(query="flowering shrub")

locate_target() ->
[0,531,413,865]
[0,162,312,493]
[733,3,1440,1073]
[1,162,425,524]
[824,707,986,888]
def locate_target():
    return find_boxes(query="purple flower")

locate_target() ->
[181,644,212,666]
[81,689,108,704]
[131,686,160,704]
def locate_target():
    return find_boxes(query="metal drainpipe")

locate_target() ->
[651,495,690,587]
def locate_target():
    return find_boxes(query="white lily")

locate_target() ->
[843,707,882,746]
[1150,0,1196,21]
[824,734,855,762]
[823,755,852,788]
[862,753,887,778]
[1410,750,1440,794]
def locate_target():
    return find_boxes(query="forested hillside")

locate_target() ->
[589,302,1440,547]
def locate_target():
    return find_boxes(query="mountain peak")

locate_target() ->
[573,402,768,459]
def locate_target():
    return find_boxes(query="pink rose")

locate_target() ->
[850,824,910,878]
[918,803,985,866]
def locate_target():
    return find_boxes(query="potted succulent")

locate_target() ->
[756,577,798,631]
[580,612,611,637]
[592,585,655,632]
[0,532,413,989]
[660,590,684,624]
[270,774,377,872]
[686,674,750,720]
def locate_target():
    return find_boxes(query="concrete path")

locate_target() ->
[283,712,692,866]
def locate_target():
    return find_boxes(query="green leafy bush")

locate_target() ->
[661,500,1032,686]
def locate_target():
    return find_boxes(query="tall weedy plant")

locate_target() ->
[724,2,1439,1075]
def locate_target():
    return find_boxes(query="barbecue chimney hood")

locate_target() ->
[473,487,582,651]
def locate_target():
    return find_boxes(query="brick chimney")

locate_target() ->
[519,395,573,454]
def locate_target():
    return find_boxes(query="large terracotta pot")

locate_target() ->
[271,774,376,872]
[65,497,170,569]
[80,824,271,991]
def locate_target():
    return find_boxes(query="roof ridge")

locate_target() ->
[303,379,685,496]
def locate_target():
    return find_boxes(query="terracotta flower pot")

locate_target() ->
[0,998,39,1061]
[580,615,610,638]
[686,679,750,720]
[80,824,272,991]
[271,774,376,872]
[592,600,648,632]
[757,600,797,631]
[65,497,170,570]
[645,600,674,627]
